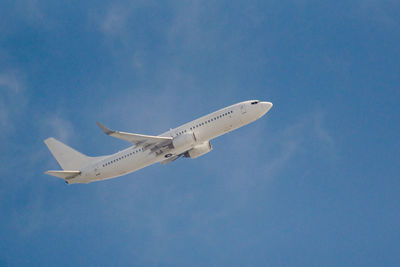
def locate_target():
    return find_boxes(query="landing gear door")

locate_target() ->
[241,104,247,114]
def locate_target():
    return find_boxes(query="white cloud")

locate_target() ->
[347,0,400,29]
[18,0,46,25]
[99,5,129,36]
[196,109,337,208]
[0,70,27,133]
[42,115,75,143]
[0,71,24,93]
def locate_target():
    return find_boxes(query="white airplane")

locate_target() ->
[44,100,273,184]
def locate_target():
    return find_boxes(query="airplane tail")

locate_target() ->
[44,137,97,170]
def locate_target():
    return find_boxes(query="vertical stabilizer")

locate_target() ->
[44,138,93,170]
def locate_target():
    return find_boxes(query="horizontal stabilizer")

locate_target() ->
[45,170,81,179]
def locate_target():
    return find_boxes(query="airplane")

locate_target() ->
[44,100,273,184]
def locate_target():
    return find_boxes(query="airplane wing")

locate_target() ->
[96,122,172,149]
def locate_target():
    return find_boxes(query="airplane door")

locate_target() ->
[241,104,247,114]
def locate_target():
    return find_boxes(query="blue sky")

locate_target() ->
[1,0,399,266]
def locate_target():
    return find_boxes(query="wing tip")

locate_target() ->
[96,121,114,135]
[44,137,55,144]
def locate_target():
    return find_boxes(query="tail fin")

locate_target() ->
[44,137,94,170]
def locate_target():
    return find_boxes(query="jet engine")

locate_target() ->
[172,132,196,150]
[184,141,213,159]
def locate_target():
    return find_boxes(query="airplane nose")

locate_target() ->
[260,101,273,113]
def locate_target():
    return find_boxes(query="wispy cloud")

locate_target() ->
[0,70,27,134]
[17,0,46,25]
[353,0,400,28]
[0,0,50,35]
[42,115,75,143]
[196,109,338,209]
[0,71,24,93]
[98,5,129,37]
[262,110,337,175]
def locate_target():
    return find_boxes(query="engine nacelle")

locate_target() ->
[172,132,196,150]
[185,141,213,159]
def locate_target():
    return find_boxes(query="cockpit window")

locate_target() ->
[251,101,259,105]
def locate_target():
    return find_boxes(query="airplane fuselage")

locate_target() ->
[58,100,272,184]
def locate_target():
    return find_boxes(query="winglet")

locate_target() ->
[96,122,114,135]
